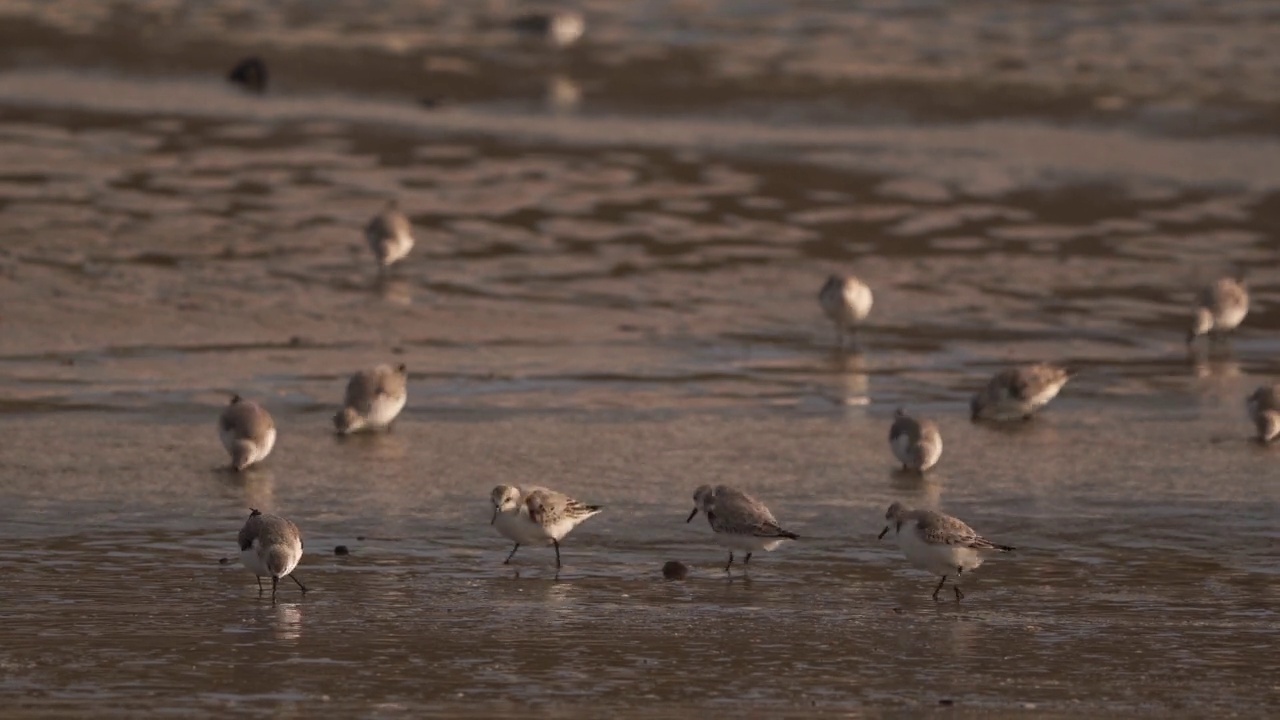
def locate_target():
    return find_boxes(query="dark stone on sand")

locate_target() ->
[218,557,230,565]
[662,560,689,580]
[356,536,366,541]
[334,545,350,556]
[939,699,955,706]
[228,56,268,94]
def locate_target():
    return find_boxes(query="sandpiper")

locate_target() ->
[334,363,408,434]
[238,508,307,602]
[365,201,415,273]
[1246,385,1280,442]
[511,10,586,48]
[889,408,943,472]
[1188,275,1248,344]
[818,274,873,348]
[490,485,603,568]
[970,363,1073,422]
[878,502,1014,601]
[219,395,276,471]
[687,484,798,572]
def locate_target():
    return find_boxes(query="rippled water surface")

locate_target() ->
[2,1,1280,716]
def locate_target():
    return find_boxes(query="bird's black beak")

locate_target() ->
[490,507,498,525]
[686,508,698,523]
[877,526,889,540]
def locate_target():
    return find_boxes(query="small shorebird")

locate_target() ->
[889,408,943,472]
[238,509,307,602]
[334,363,408,434]
[219,395,276,471]
[365,201,415,273]
[1246,385,1280,442]
[818,274,873,348]
[510,10,586,48]
[687,484,798,572]
[970,363,1073,422]
[878,502,1014,601]
[490,485,602,568]
[1188,275,1248,345]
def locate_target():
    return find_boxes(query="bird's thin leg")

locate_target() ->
[504,543,520,564]
[724,552,735,572]
[290,574,308,593]
[255,576,264,594]
[954,584,964,601]
[932,575,947,600]
[271,576,279,604]
[744,552,753,565]
[553,540,562,569]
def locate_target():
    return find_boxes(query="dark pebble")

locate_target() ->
[334,545,350,556]
[228,56,268,94]
[356,536,366,541]
[218,557,230,565]
[939,699,955,706]
[662,560,689,580]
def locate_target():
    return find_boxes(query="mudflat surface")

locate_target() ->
[1,1,1279,717]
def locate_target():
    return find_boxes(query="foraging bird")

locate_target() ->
[818,274,873,348]
[878,502,1014,601]
[1246,385,1280,442]
[365,202,415,273]
[238,509,307,602]
[889,408,943,472]
[490,485,602,568]
[970,363,1073,422]
[687,484,798,572]
[510,11,586,48]
[334,363,408,434]
[218,395,276,471]
[1188,275,1248,344]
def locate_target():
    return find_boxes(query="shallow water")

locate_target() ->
[2,1,1280,716]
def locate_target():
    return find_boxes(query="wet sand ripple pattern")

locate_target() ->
[1,0,1280,715]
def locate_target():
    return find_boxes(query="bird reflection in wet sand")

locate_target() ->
[1246,385,1280,443]
[827,349,869,406]
[545,74,582,113]
[1187,274,1248,347]
[818,274,873,350]
[376,276,412,306]
[878,503,1014,601]
[271,604,303,641]
[490,485,603,568]
[688,485,798,573]
[889,468,942,509]
[238,509,308,603]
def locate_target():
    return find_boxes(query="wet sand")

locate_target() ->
[1,1,1280,716]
